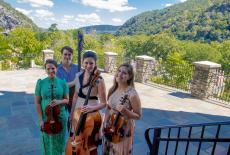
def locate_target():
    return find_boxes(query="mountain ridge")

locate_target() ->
[0,0,38,30]
[116,0,230,42]
[79,24,120,34]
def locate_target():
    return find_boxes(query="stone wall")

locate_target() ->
[104,52,118,74]
[103,54,224,101]
[42,49,54,64]
[135,55,155,83]
[190,61,221,99]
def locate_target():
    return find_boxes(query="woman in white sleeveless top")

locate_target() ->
[70,50,107,154]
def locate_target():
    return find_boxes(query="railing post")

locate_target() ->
[42,49,54,64]
[135,55,155,83]
[104,52,118,74]
[190,61,221,99]
[152,128,161,155]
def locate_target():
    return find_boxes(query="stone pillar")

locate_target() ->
[135,55,155,83]
[190,61,221,99]
[42,49,54,64]
[104,52,118,73]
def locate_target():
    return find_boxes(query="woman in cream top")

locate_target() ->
[69,50,107,154]
[103,63,141,155]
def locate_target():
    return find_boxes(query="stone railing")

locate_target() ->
[104,53,229,104]
[149,61,194,91]
[42,49,54,64]
[190,61,221,99]
[135,55,155,83]
[29,49,54,69]
[103,53,155,83]
[210,69,230,103]
[104,52,118,74]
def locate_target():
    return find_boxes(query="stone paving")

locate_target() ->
[0,68,230,155]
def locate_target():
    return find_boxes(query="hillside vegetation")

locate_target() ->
[116,0,230,42]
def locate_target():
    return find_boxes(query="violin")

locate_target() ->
[66,67,102,155]
[43,84,62,134]
[104,95,128,143]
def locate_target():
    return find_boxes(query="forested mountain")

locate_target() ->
[0,0,37,30]
[116,0,230,42]
[79,25,120,34]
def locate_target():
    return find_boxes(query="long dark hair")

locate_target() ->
[107,63,135,99]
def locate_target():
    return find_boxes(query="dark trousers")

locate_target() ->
[66,86,75,132]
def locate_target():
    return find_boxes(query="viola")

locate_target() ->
[43,84,62,134]
[66,67,102,155]
[104,94,128,143]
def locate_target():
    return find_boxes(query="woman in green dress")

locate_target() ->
[35,59,69,155]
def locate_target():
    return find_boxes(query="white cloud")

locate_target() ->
[15,7,35,21]
[60,20,69,24]
[80,0,136,12]
[75,13,101,26]
[15,8,32,16]
[180,0,187,2]
[17,0,54,8]
[165,3,173,7]
[64,15,74,20]
[57,23,79,30]
[34,9,56,21]
[112,18,122,23]
[60,15,75,24]
[29,16,34,21]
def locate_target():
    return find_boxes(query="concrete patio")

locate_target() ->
[0,68,230,155]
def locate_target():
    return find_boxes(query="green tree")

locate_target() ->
[118,35,150,59]
[164,52,193,90]
[182,41,221,63]
[144,33,180,60]
[0,33,11,70]
[83,34,104,67]
[48,23,58,32]
[8,27,44,68]
[219,40,230,73]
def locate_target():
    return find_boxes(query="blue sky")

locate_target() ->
[5,0,187,30]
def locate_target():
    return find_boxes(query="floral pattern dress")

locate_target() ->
[103,87,137,155]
